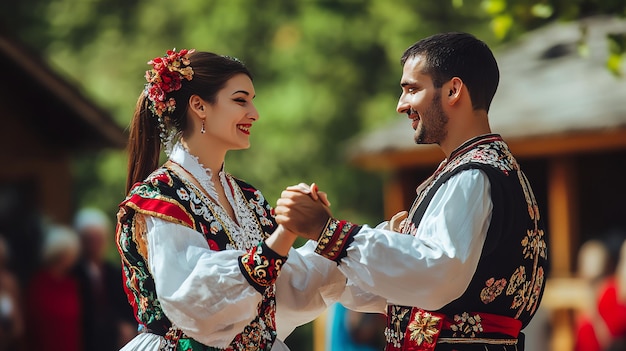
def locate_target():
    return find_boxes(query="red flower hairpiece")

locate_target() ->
[144,48,195,118]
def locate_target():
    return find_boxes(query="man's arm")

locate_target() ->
[275,170,492,309]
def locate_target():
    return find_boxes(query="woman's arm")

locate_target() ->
[146,215,266,347]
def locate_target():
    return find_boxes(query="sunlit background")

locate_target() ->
[1,0,625,350]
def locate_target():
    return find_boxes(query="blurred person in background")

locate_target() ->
[326,302,386,351]
[0,235,24,350]
[73,207,137,350]
[25,223,82,351]
[577,239,612,286]
[575,230,626,351]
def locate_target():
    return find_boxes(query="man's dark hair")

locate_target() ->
[401,32,499,112]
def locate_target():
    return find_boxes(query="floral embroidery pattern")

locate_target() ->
[527,267,545,315]
[480,277,507,304]
[385,306,410,348]
[408,311,442,345]
[239,243,286,292]
[248,190,274,227]
[450,313,484,337]
[522,229,547,260]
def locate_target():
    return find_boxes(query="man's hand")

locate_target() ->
[275,183,332,241]
[284,183,331,207]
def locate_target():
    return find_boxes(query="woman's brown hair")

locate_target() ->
[125,51,252,193]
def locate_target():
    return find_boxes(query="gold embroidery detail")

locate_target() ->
[314,219,353,260]
[315,218,337,254]
[240,244,285,287]
[408,311,441,345]
[132,214,149,263]
[450,312,483,337]
[480,277,507,304]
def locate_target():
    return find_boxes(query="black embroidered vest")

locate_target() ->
[385,135,548,347]
[116,166,279,350]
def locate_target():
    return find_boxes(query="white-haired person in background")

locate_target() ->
[74,207,137,351]
[25,223,82,351]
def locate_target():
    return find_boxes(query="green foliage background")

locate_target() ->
[2,0,624,349]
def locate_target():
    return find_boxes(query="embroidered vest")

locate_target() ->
[116,166,278,351]
[385,135,548,350]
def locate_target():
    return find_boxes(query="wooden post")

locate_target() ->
[547,156,579,351]
[547,157,579,274]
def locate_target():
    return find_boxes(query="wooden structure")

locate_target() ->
[346,16,626,350]
[0,26,125,280]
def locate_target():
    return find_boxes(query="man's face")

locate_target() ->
[396,56,448,145]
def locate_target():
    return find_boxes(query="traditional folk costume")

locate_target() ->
[315,134,548,351]
[116,143,345,351]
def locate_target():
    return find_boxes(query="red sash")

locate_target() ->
[387,308,522,351]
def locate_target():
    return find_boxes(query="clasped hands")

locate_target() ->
[275,183,410,242]
[274,183,331,241]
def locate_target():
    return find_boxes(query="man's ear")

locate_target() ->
[446,77,464,105]
[188,94,207,118]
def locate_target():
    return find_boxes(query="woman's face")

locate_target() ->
[203,74,258,151]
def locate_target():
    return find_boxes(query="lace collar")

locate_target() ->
[168,142,225,201]
[167,141,264,250]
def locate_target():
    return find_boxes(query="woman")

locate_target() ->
[116,49,349,351]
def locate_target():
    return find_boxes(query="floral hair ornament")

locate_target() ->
[144,48,195,153]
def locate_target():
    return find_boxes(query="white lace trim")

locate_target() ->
[168,141,264,250]
[169,142,222,201]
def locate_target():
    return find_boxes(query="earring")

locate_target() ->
[200,120,206,134]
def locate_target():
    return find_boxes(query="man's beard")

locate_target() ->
[414,91,448,145]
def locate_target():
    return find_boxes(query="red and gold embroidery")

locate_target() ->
[239,243,286,293]
[408,311,442,345]
[314,218,359,261]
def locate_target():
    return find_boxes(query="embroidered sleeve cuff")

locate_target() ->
[314,218,360,262]
[238,242,287,294]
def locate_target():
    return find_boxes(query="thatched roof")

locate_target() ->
[349,16,626,169]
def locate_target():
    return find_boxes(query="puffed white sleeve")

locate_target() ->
[316,169,492,310]
[274,241,387,340]
[145,215,262,348]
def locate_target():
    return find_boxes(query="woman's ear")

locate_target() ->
[188,94,207,118]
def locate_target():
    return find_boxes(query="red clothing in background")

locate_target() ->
[575,278,626,351]
[26,270,82,351]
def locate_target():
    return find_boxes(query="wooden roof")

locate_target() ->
[0,27,126,150]
[349,16,626,170]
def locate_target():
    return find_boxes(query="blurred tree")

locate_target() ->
[1,0,624,349]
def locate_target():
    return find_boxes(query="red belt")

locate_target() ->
[387,308,522,351]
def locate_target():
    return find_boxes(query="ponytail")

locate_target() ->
[126,93,161,193]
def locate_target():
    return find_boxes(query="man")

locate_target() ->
[275,32,548,351]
